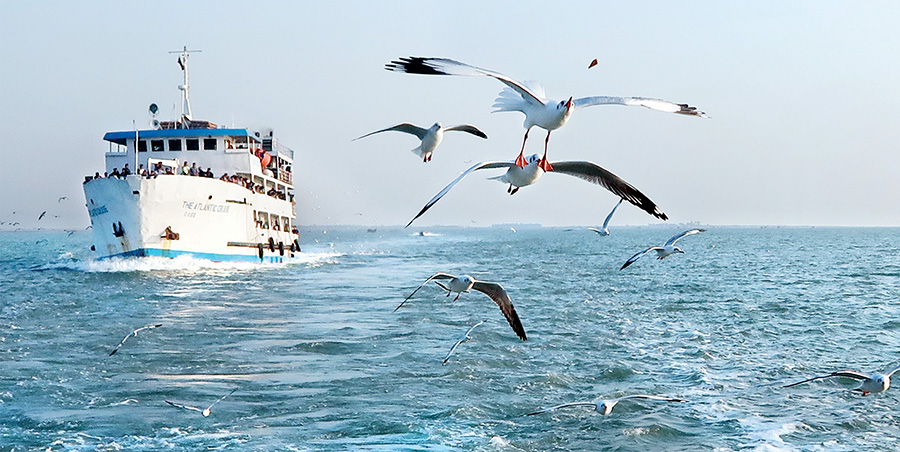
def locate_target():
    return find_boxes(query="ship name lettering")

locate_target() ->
[88,205,108,217]
[182,201,230,213]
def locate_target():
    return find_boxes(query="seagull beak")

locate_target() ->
[565,97,574,110]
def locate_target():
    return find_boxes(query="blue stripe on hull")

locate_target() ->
[102,248,287,263]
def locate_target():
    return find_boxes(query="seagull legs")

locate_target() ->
[515,129,530,168]
[507,184,519,195]
[539,131,553,172]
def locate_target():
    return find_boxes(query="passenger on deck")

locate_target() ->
[110,168,121,178]
[181,162,191,175]
[121,164,132,177]
[291,225,299,235]
[94,172,102,179]
[139,164,148,177]
[220,173,228,181]
[189,162,199,176]
[204,168,214,178]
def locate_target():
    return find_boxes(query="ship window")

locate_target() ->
[203,138,217,150]
[151,140,164,152]
[137,140,147,152]
[186,139,200,151]
[168,139,182,151]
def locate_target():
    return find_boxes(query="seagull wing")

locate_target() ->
[109,331,135,356]
[614,394,686,403]
[573,96,707,118]
[166,400,204,413]
[444,124,488,139]
[885,365,900,378]
[664,229,706,247]
[394,273,456,312]
[352,123,428,141]
[471,281,527,341]
[621,247,659,270]
[135,323,163,334]
[783,370,869,388]
[550,161,667,220]
[38,211,46,220]
[405,161,516,228]
[586,227,605,235]
[601,199,624,231]
[206,388,238,410]
[442,321,485,365]
[526,402,597,416]
[385,57,546,107]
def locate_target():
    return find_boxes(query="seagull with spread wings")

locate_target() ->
[165,388,238,417]
[620,229,706,270]
[587,199,623,236]
[528,394,686,416]
[783,365,900,395]
[406,153,666,228]
[108,323,163,356]
[443,320,487,365]
[395,273,527,341]
[353,122,487,162]
[386,57,706,170]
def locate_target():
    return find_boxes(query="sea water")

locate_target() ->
[1,226,899,451]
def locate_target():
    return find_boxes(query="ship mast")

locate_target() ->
[168,46,201,126]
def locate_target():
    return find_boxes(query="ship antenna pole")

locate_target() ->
[169,46,201,127]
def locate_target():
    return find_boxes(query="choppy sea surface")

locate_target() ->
[2,226,899,451]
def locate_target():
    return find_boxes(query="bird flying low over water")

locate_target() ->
[620,229,706,270]
[109,323,163,356]
[527,394,686,416]
[353,122,487,162]
[405,154,667,228]
[386,57,706,170]
[443,320,487,365]
[395,273,527,341]
[165,388,237,417]
[783,365,900,395]
[587,199,623,237]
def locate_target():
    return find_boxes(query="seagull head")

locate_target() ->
[202,408,212,417]
[596,401,614,415]
[525,154,542,165]
[674,247,685,254]
[458,275,474,285]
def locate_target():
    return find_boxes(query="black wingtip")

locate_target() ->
[109,349,117,356]
[385,57,450,75]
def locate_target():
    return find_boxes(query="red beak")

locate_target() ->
[565,97,574,109]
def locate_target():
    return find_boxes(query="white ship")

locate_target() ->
[83,47,299,263]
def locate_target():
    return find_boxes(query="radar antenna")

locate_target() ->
[168,46,202,126]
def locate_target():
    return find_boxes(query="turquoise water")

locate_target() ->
[2,226,899,451]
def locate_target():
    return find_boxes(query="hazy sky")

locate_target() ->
[2,1,899,229]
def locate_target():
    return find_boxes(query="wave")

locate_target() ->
[33,251,344,273]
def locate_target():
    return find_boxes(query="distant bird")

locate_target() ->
[353,122,487,162]
[165,388,237,417]
[620,229,706,270]
[386,56,706,170]
[406,154,666,228]
[395,273,527,341]
[528,394,686,416]
[58,196,68,202]
[587,198,623,236]
[67,231,76,236]
[108,324,163,356]
[588,59,599,69]
[783,365,900,395]
[38,211,46,220]
[443,320,486,365]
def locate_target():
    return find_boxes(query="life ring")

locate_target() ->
[268,237,275,252]
[278,241,284,256]
[257,243,264,259]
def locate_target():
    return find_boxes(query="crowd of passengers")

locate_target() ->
[84,162,290,202]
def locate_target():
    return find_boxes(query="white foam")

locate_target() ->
[36,252,344,273]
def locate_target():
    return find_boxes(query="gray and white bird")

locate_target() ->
[405,154,666,228]
[783,365,900,395]
[386,57,706,170]
[353,122,487,162]
[620,229,706,270]
[395,273,527,341]
[443,320,487,365]
[527,394,686,416]
[108,323,163,356]
[165,388,237,417]
[587,199,623,236]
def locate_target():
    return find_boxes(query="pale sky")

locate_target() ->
[2,1,899,229]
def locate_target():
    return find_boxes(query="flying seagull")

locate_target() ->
[528,394,686,416]
[620,229,706,270]
[783,365,900,395]
[406,153,666,228]
[588,59,599,69]
[587,198,623,236]
[443,320,487,365]
[353,122,487,162]
[395,273,527,341]
[108,323,163,356]
[386,56,706,170]
[58,196,68,202]
[165,388,238,417]
[38,211,46,220]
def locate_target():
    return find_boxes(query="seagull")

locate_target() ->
[527,394,686,416]
[443,320,487,365]
[783,365,900,395]
[353,122,487,162]
[406,154,666,228]
[38,211,46,220]
[108,323,163,356]
[386,56,706,170]
[620,229,706,270]
[395,273,527,341]
[587,199,623,236]
[588,59,599,69]
[165,388,237,417]
[58,196,68,202]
